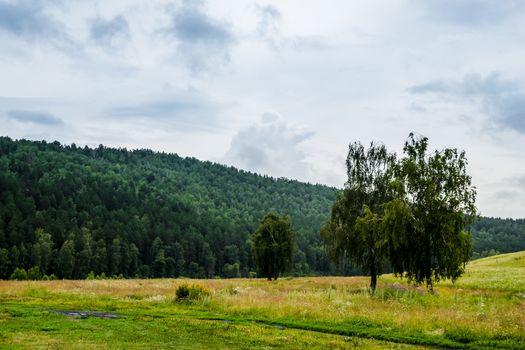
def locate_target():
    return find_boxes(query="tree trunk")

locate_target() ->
[370,262,377,292]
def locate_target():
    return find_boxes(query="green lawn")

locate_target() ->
[1,251,524,349]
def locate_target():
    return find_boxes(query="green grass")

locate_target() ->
[445,251,525,291]
[1,251,525,349]
[0,300,421,349]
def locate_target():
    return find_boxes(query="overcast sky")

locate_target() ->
[1,0,525,218]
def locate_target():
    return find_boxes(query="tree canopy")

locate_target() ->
[252,213,294,280]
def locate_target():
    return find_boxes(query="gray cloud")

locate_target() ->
[254,4,328,52]
[407,73,516,96]
[416,0,525,26]
[506,175,525,189]
[408,73,525,134]
[110,100,205,117]
[89,15,130,49]
[492,189,520,201]
[224,113,315,182]
[107,94,222,131]
[406,80,451,94]
[163,1,235,72]
[0,0,74,51]
[409,102,427,112]
[7,110,64,126]
[256,4,281,48]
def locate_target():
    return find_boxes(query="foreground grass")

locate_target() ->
[1,252,524,349]
[0,286,423,350]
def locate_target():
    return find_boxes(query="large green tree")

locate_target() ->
[383,133,477,289]
[321,141,396,290]
[323,134,477,290]
[252,213,294,280]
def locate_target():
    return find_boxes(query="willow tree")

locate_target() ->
[321,141,396,291]
[252,213,293,280]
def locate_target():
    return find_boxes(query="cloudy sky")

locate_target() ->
[1,0,525,218]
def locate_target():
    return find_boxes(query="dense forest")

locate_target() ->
[0,137,336,279]
[470,217,525,259]
[0,136,524,279]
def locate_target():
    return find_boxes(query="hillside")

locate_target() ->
[450,250,525,291]
[1,136,525,280]
[470,217,525,258]
[0,136,337,279]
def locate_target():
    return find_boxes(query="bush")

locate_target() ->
[10,268,28,280]
[222,263,241,278]
[175,283,211,302]
[86,271,96,280]
[27,266,41,280]
[48,274,58,280]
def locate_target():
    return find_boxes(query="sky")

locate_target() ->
[1,0,525,218]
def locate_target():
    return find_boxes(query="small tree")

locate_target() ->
[58,240,75,279]
[252,213,293,280]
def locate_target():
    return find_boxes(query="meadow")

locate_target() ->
[0,251,524,349]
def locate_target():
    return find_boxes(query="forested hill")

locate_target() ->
[470,217,525,259]
[1,136,524,280]
[0,136,337,279]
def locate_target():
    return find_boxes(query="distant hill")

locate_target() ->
[469,217,525,259]
[0,136,524,279]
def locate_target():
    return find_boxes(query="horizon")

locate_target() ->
[1,1,524,218]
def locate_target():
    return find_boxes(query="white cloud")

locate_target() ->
[223,112,317,183]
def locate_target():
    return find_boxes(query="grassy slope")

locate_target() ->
[451,251,525,291]
[1,252,524,349]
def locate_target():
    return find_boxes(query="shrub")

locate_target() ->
[27,266,41,280]
[10,268,28,280]
[86,271,96,280]
[48,274,58,280]
[222,263,241,278]
[175,283,211,302]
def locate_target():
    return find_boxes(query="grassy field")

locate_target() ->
[1,252,524,349]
